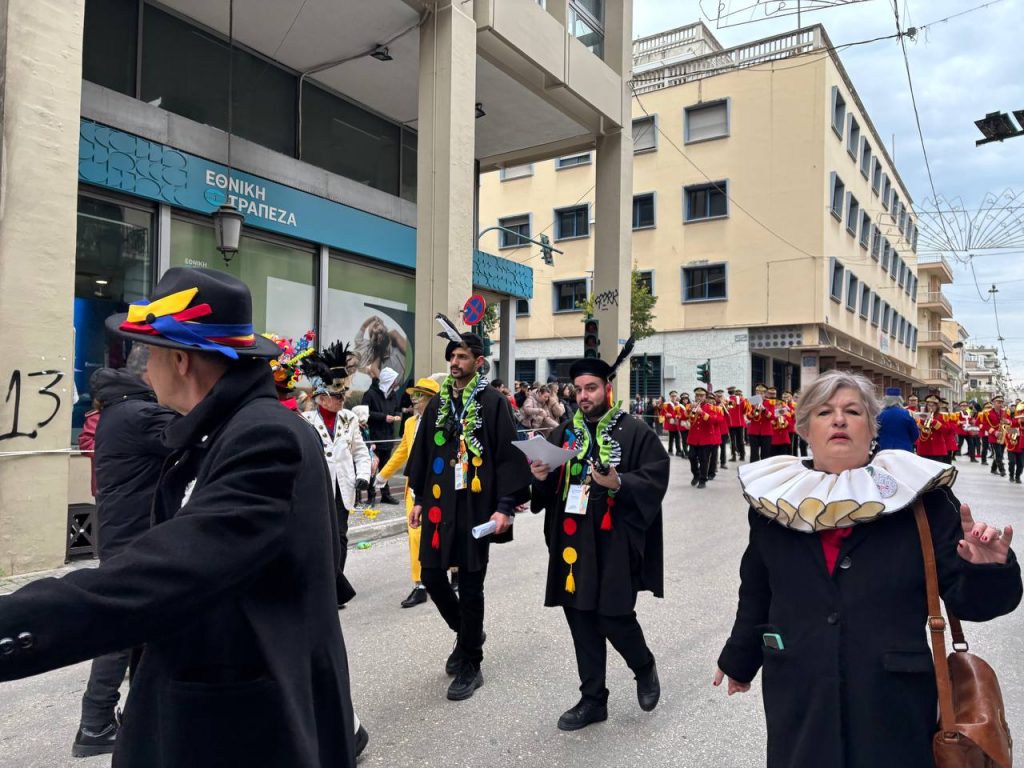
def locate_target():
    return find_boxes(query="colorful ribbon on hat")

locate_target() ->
[119,287,256,359]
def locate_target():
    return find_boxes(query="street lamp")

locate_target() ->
[213,203,245,261]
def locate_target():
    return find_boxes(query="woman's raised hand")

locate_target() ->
[958,503,1013,565]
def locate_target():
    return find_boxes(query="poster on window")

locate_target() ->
[323,289,414,401]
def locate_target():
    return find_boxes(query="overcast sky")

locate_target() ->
[633,0,1024,386]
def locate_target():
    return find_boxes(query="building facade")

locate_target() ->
[964,346,1007,402]
[479,22,931,398]
[0,0,634,573]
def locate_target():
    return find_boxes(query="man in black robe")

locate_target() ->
[529,345,670,731]
[407,330,531,701]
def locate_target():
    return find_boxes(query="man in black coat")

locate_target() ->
[407,331,531,701]
[73,358,176,757]
[362,366,401,504]
[529,347,669,731]
[0,268,358,767]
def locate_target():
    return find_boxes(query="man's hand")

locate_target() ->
[590,463,621,491]
[530,460,551,481]
[712,667,751,696]
[490,512,512,535]
[356,478,370,492]
[958,503,1013,565]
[409,504,422,529]
[386,414,397,423]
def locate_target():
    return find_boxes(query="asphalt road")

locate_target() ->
[2,451,1022,768]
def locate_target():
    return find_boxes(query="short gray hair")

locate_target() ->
[125,344,150,378]
[795,370,881,438]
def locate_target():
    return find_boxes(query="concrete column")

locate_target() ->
[591,0,632,386]
[414,1,478,376]
[498,296,516,385]
[0,0,84,574]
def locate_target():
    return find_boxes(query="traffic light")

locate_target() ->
[697,360,711,385]
[583,317,600,359]
[540,234,554,266]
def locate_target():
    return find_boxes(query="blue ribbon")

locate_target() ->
[150,315,256,359]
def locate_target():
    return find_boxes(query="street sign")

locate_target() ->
[463,294,487,326]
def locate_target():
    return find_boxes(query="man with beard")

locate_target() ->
[528,340,669,731]
[406,323,531,701]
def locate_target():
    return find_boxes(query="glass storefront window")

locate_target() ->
[301,83,401,197]
[169,218,316,342]
[83,0,138,96]
[73,193,155,432]
[140,5,297,156]
[325,254,415,403]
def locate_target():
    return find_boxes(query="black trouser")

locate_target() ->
[689,444,712,483]
[679,431,689,457]
[966,435,980,459]
[729,427,745,460]
[708,441,719,477]
[667,430,683,456]
[335,491,350,578]
[991,444,1006,473]
[563,607,653,706]
[957,435,966,455]
[719,435,729,467]
[80,648,132,729]
[1009,451,1023,479]
[749,435,771,463]
[981,440,990,462]
[770,442,790,457]
[421,564,487,666]
[791,432,808,457]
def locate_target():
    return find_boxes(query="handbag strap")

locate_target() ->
[912,500,958,735]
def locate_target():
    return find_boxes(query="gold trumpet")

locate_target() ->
[919,413,936,437]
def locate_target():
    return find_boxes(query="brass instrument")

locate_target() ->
[919,412,936,438]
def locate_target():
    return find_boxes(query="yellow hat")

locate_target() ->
[407,377,441,397]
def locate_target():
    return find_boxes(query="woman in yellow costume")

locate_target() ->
[378,375,443,608]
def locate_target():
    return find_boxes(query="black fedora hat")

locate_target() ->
[105,267,280,359]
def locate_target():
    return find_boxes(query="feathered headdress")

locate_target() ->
[300,340,354,396]
[568,336,635,383]
[265,330,316,391]
[436,313,484,360]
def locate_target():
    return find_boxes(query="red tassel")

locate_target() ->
[431,527,440,549]
[601,507,613,531]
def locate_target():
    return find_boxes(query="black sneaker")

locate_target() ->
[400,585,427,608]
[557,699,608,731]
[690,477,698,486]
[72,717,119,758]
[446,630,485,675]
[447,663,484,701]
[697,481,706,489]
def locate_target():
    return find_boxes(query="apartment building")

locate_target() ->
[480,22,930,397]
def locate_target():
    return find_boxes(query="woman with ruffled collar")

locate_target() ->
[713,371,1022,768]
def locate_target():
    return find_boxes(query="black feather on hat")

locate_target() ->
[301,341,354,395]
[568,337,635,382]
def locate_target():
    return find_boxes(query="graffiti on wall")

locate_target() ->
[0,369,64,442]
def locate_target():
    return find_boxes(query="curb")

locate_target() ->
[349,516,408,547]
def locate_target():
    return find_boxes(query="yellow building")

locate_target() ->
[480,22,935,396]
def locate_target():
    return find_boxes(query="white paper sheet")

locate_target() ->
[512,436,577,468]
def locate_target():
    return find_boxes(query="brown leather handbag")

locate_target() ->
[913,501,1013,768]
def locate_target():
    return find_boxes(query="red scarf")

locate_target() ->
[319,405,337,437]
[819,528,853,575]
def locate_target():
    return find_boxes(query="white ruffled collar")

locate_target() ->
[738,450,957,533]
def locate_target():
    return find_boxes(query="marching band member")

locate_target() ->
[961,402,980,463]
[686,387,719,488]
[769,390,794,457]
[906,394,919,413]
[940,398,958,463]
[914,395,950,464]
[661,391,685,458]
[727,388,748,462]
[1005,406,1024,484]
[678,392,691,457]
[746,384,774,463]
[713,390,730,473]
[979,395,1010,477]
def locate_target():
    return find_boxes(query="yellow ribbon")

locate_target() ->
[126,287,199,323]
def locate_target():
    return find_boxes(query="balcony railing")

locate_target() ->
[917,329,954,350]
[632,28,823,94]
[916,254,954,283]
[921,368,954,385]
[917,290,953,317]
[632,22,723,71]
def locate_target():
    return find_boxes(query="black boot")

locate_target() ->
[379,486,399,505]
[72,715,119,758]
[636,658,661,712]
[557,699,608,731]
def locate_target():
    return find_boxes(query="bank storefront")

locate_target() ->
[70,119,531,529]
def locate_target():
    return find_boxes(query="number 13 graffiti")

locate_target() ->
[0,369,64,442]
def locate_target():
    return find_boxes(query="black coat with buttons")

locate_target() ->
[717,485,1022,768]
[0,360,356,768]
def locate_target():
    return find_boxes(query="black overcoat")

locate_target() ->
[406,383,531,571]
[717,485,1022,768]
[0,361,356,768]
[91,369,177,558]
[531,413,669,615]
